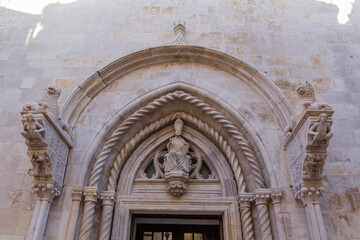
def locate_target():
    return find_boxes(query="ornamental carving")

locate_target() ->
[139,119,216,196]
[308,113,333,146]
[21,85,73,193]
[164,119,190,196]
[283,81,334,240]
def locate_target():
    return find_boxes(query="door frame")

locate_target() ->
[133,216,222,240]
[112,196,242,240]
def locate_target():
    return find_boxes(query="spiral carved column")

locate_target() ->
[238,193,255,240]
[254,189,273,240]
[99,191,116,240]
[78,187,98,240]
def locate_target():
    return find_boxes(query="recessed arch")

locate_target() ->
[73,82,282,191]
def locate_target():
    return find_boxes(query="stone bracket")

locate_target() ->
[21,110,73,193]
[284,110,334,192]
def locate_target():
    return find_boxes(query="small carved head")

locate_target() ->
[174,119,184,136]
[45,85,61,95]
[319,113,328,123]
[296,81,315,99]
[26,114,35,122]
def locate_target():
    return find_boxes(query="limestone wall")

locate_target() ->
[0,0,359,239]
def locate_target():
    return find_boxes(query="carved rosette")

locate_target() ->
[164,119,191,197]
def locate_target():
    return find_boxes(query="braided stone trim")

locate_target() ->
[89,91,265,189]
[107,112,246,193]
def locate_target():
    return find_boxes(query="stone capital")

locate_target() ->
[101,191,116,206]
[271,188,283,205]
[32,182,61,202]
[253,189,271,206]
[238,193,253,208]
[71,185,84,202]
[295,186,324,206]
[83,186,99,203]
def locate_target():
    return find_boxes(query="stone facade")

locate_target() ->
[0,0,359,239]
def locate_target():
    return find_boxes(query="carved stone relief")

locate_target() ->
[283,81,334,240]
[138,119,216,196]
[20,85,73,240]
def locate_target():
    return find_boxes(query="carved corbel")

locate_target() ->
[21,86,73,240]
[284,110,333,195]
[283,81,333,240]
[21,85,73,192]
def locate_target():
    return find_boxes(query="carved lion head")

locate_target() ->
[45,85,61,95]
[296,81,315,100]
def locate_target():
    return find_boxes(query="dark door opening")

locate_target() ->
[132,215,222,240]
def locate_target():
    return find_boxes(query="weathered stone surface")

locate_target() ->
[0,0,359,239]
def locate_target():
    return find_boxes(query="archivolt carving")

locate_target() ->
[107,112,246,194]
[89,90,264,191]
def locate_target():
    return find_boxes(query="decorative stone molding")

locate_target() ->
[169,21,189,45]
[21,86,73,240]
[90,90,263,191]
[284,81,333,240]
[62,47,291,130]
[109,112,244,194]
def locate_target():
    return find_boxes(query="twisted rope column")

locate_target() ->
[238,193,255,240]
[99,191,116,240]
[254,189,272,240]
[107,112,246,193]
[78,187,98,240]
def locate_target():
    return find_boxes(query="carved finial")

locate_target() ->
[170,20,189,45]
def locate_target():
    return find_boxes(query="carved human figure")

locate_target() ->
[165,119,190,173]
[164,119,191,196]
[308,113,333,145]
[21,114,46,142]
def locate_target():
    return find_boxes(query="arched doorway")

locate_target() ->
[58,45,291,240]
